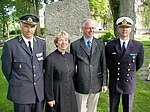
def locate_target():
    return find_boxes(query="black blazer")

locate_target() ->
[70,37,107,94]
[106,38,144,94]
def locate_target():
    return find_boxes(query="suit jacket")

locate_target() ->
[70,37,107,94]
[1,35,46,104]
[106,38,144,94]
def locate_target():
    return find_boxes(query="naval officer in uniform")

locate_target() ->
[105,17,144,112]
[1,14,46,112]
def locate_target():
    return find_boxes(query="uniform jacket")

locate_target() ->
[106,38,144,94]
[1,35,46,104]
[70,37,107,94]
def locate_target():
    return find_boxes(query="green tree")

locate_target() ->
[141,0,150,27]
[0,0,43,38]
[89,0,112,30]
[0,0,16,38]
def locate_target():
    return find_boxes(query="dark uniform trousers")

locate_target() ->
[106,39,144,112]
[109,92,134,112]
[14,101,44,112]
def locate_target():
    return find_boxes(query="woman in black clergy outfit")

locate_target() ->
[44,31,78,112]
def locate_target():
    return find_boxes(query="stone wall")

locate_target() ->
[45,0,90,55]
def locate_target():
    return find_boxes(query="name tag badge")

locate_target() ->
[36,52,43,57]
[38,57,44,61]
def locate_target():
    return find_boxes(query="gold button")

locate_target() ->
[126,79,129,82]
[118,68,120,70]
[117,78,119,80]
[128,69,130,71]
[117,73,120,75]
[118,62,120,65]
[127,74,130,76]
[128,63,131,66]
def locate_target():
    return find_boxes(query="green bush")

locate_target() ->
[99,29,116,42]
[9,30,17,35]
[17,30,21,34]
[9,30,21,35]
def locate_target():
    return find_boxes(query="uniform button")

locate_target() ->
[128,63,131,66]
[126,79,129,82]
[128,69,130,71]
[33,66,35,68]
[118,68,120,70]
[127,74,130,76]
[34,83,36,85]
[19,64,22,68]
[34,74,36,77]
[117,78,119,80]
[118,62,120,65]
[117,73,120,75]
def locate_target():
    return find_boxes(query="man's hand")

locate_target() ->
[102,86,107,93]
[47,100,55,107]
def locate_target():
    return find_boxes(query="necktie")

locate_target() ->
[28,41,32,53]
[87,41,91,54]
[122,42,126,56]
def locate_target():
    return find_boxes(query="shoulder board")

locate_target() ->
[36,36,45,41]
[5,36,16,42]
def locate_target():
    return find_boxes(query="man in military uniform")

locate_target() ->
[1,14,46,112]
[106,17,144,112]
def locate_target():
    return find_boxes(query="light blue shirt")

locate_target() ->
[83,37,93,48]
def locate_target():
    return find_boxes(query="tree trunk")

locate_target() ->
[109,0,135,38]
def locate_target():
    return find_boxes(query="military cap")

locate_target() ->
[116,17,134,27]
[19,14,39,25]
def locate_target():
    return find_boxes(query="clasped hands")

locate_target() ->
[48,100,55,107]
[102,86,107,93]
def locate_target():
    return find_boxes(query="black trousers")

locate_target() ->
[109,92,134,112]
[14,101,44,112]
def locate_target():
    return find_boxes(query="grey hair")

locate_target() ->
[81,18,96,28]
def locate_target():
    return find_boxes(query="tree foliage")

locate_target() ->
[0,0,43,38]
[141,0,150,27]
[89,0,112,29]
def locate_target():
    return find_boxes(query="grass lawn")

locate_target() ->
[0,35,150,112]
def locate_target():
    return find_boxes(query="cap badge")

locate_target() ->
[27,17,33,22]
[122,19,127,25]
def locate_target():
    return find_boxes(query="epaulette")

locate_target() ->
[36,36,45,41]
[5,36,16,42]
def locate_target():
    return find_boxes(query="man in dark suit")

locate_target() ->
[105,17,144,112]
[1,14,46,112]
[70,19,108,112]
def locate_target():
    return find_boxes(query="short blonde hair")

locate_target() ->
[54,31,71,47]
